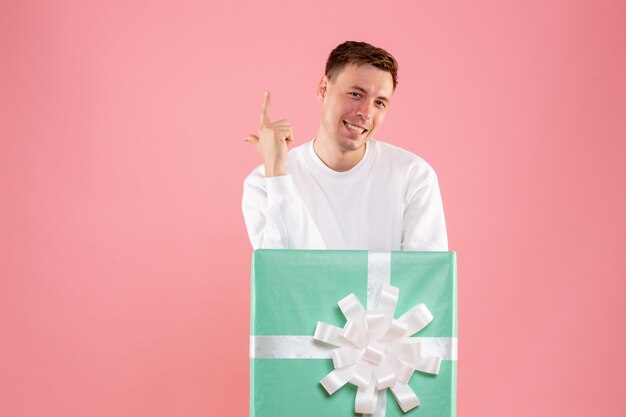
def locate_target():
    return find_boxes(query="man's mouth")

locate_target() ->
[343,120,368,136]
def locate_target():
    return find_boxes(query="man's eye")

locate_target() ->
[376,100,386,108]
[349,92,360,98]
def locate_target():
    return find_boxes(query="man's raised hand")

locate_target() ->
[243,91,293,177]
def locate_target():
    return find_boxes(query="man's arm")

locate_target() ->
[242,91,326,250]
[242,172,326,249]
[401,173,449,251]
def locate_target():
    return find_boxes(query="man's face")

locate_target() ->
[317,63,394,152]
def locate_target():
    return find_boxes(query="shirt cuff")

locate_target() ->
[265,175,296,199]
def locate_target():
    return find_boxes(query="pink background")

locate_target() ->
[2,0,625,416]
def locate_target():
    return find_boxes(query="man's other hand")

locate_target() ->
[243,91,293,177]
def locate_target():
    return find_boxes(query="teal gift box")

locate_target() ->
[250,250,457,417]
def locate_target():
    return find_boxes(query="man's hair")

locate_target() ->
[325,41,399,90]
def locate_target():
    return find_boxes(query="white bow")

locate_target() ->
[314,284,442,414]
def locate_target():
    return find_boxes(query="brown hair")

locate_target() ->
[325,41,399,90]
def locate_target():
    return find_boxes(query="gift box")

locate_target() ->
[250,250,457,417]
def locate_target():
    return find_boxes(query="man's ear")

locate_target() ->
[316,75,329,102]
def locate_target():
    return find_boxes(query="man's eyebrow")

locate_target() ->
[350,85,390,103]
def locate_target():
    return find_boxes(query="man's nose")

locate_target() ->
[356,101,373,120]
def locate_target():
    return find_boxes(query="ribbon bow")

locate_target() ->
[313,284,441,414]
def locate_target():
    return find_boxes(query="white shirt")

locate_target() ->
[242,139,448,251]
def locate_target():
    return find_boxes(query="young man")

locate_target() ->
[242,41,448,251]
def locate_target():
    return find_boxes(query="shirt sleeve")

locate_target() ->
[401,174,449,251]
[242,172,326,250]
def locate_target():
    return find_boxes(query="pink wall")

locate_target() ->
[2,1,625,416]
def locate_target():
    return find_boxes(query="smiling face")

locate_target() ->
[316,63,394,154]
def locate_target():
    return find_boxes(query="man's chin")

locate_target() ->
[337,135,368,152]
[342,138,367,151]
[337,141,362,152]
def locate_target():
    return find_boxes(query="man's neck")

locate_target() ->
[312,135,366,172]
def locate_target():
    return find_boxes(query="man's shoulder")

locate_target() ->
[287,140,312,159]
[373,139,437,177]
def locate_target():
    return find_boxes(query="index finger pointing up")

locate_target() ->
[260,90,271,128]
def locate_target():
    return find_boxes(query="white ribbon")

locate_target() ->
[250,336,457,360]
[314,283,442,414]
